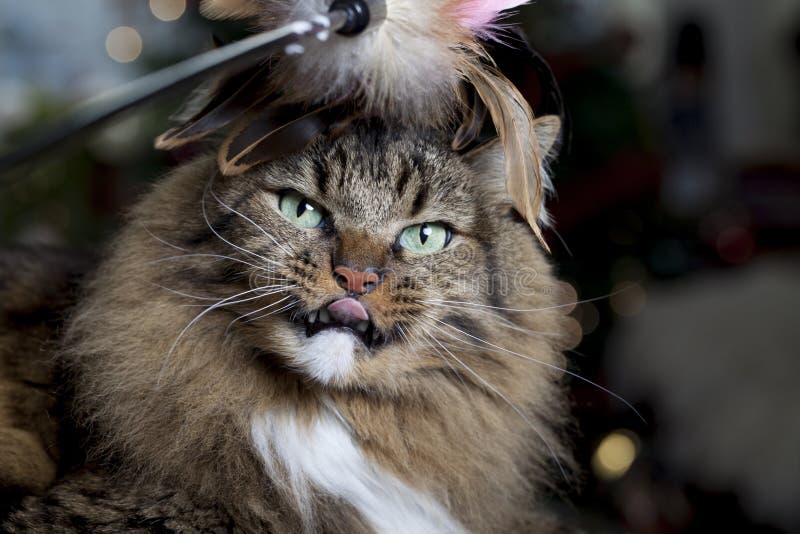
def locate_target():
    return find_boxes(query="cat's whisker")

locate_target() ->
[422,299,578,314]
[424,301,566,340]
[422,286,633,314]
[550,227,574,258]
[253,272,291,285]
[181,286,297,307]
[243,299,300,324]
[198,286,286,307]
[413,316,570,484]
[158,286,284,385]
[202,178,287,270]
[149,282,221,301]
[146,253,280,274]
[150,280,291,304]
[140,222,189,252]
[141,221,288,281]
[225,294,295,334]
[403,324,468,390]
[209,186,295,257]
[421,313,645,423]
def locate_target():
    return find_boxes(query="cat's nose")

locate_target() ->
[333,265,382,295]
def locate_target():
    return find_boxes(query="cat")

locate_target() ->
[1,118,577,532]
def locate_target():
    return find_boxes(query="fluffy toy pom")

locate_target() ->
[448,0,529,36]
[199,0,529,125]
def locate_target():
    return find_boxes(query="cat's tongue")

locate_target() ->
[327,298,369,326]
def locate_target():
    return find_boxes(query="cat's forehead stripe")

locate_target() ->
[394,159,413,199]
[410,184,429,218]
[313,158,328,194]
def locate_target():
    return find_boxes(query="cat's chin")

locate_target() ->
[283,298,393,386]
[292,329,363,385]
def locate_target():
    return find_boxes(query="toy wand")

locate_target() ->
[0,0,557,247]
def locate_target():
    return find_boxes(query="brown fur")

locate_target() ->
[0,249,88,506]
[5,468,237,533]
[2,122,576,532]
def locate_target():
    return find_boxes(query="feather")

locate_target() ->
[461,49,549,251]
[200,0,261,19]
[446,0,529,35]
[452,84,488,151]
[155,66,275,150]
[218,105,335,175]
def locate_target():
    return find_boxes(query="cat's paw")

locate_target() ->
[0,428,57,497]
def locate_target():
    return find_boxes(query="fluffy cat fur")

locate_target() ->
[2,120,577,532]
[0,249,88,507]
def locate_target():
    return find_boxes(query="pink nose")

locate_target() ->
[333,265,381,295]
[327,298,369,325]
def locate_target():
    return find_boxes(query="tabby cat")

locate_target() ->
[0,118,578,532]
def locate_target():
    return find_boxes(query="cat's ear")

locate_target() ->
[464,113,563,198]
[531,115,563,160]
[200,0,260,19]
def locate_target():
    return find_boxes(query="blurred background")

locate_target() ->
[0,1,798,532]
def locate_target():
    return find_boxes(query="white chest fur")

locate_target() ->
[251,405,466,533]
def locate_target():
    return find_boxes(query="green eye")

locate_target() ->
[399,223,451,254]
[279,191,325,229]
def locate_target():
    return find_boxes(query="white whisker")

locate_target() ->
[209,186,294,257]
[409,326,469,390]
[147,253,279,274]
[140,222,188,252]
[243,300,299,324]
[414,317,569,484]
[158,286,280,385]
[202,178,287,270]
[422,313,645,423]
[181,286,297,307]
[422,287,632,314]
[424,302,565,339]
[226,294,295,333]
[148,282,220,301]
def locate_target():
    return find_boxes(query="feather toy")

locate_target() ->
[169,0,561,246]
[0,0,562,247]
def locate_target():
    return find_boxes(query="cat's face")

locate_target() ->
[173,123,560,390]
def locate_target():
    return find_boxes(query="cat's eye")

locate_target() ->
[278,191,325,229]
[398,223,451,255]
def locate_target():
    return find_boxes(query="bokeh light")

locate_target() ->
[577,302,600,335]
[105,26,143,64]
[610,282,647,317]
[592,430,639,481]
[149,0,187,22]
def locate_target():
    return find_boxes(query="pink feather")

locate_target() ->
[449,0,529,34]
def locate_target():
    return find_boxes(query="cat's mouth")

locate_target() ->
[300,298,385,348]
